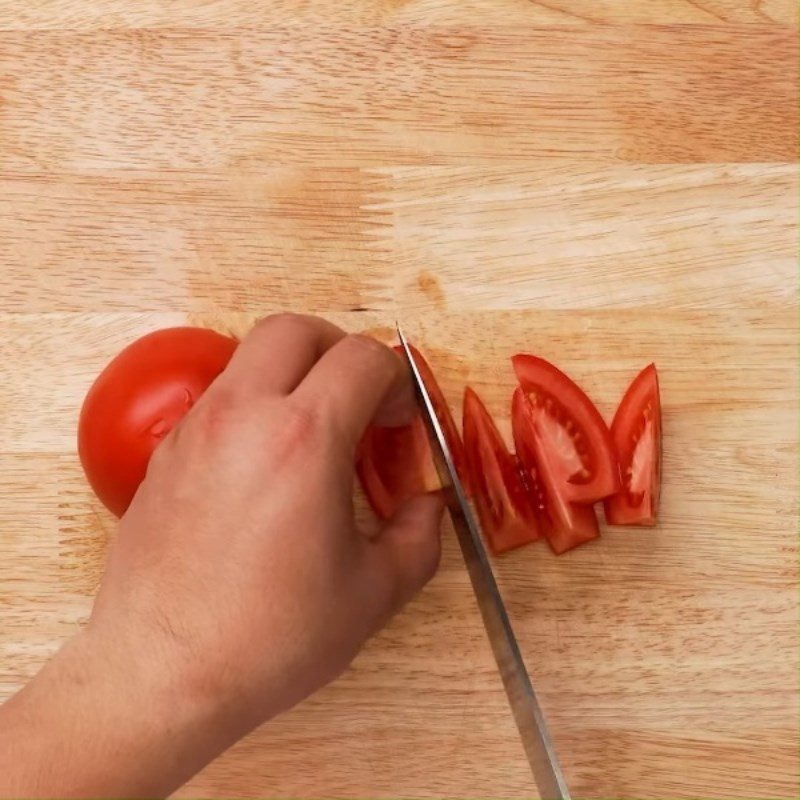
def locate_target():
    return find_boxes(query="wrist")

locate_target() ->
[0,623,216,799]
[77,619,241,741]
[80,610,271,759]
[71,625,224,797]
[11,623,244,798]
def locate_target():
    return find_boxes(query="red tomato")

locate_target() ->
[604,364,662,526]
[357,344,464,519]
[512,355,619,503]
[462,387,540,554]
[512,387,600,554]
[78,327,238,517]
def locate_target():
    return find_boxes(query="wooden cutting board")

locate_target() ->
[0,2,797,797]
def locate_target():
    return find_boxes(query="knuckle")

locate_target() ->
[190,387,240,441]
[347,333,394,366]
[280,398,326,450]
[252,312,309,337]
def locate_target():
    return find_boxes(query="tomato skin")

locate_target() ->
[512,387,600,554]
[401,344,468,489]
[462,387,540,554]
[604,364,662,526]
[78,327,238,517]
[357,345,464,519]
[512,355,619,503]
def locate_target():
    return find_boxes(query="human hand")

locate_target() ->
[0,314,443,799]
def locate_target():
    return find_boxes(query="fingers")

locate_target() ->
[221,314,346,396]
[367,494,444,616]
[295,334,417,446]
[217,315,417,449]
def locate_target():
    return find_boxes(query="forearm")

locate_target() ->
[0,628,235,799]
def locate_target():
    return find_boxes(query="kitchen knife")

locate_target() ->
[396,324,570,800]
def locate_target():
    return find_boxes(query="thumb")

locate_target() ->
[372,493,445,614]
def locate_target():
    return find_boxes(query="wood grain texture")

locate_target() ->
[0,0,797,28]
[0,165,796,312]
[0,1,797,798]
[0,27,795,168]
[0,170,391,312]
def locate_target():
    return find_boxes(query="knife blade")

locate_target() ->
[396,324,570,800]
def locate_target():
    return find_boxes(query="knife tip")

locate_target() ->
[395,320,406,345]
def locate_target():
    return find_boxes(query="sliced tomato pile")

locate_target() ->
[359,346,662,556]
[512,385,602,555]
[510,355,622,554]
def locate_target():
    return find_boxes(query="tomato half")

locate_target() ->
[512,388,599,554]
[512,355,619,503]
[78,327,237,517]
[462,387,540,554]
[357,344,464,519]
[604,364,662,526]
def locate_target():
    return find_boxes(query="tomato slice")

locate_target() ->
[512,387,599,554]
[512,355,619,503]
[357,418,441,519]
[604,364,662,526]
[357,344,464,519]
[462,387,540,554]
[399,344,468,489]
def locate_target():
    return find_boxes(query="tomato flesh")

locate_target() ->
[462,387,540,554]
[512,355,619,503]
[357,345,464,519]
[78,327,238,517]
[357,417,441,519]
[512,387,599,554]
[604,364,662,526]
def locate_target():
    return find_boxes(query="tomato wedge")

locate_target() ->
[512,355,619,503]
[604,364,662,526]
[357,418,440,519]
[402,344,467,488]
[357,344,464,520]
[512,388,600,554]
[462,387,540,554]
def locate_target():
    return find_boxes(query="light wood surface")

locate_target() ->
[0,2,797,798]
